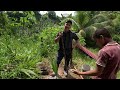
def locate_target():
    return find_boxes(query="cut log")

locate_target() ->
[77,45,98,60]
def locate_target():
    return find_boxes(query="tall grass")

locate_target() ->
[0,33,41,79]
[0,25,62,79]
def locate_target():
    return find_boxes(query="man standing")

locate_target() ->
[55,20,79,76]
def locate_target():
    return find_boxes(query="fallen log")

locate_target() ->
[77,45,98,60]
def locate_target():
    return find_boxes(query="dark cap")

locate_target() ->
[66,20,72,25]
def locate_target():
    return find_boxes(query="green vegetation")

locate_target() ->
[0,11,120,79]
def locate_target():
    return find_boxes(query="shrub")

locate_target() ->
[113,35,120,44]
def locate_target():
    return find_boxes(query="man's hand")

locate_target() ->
[70,69,80,75]
[58,32,63,37]
[55,32,63,43]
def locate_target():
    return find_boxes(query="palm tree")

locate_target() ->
[74,11,100,32]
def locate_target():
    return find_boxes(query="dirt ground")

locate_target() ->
[39,61,83,79]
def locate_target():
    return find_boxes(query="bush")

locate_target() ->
[93,14,108,23]
[113,35,120,44]
[84,26,96,47]
[39,26,61,57]
[104,25,115,35]
[79,29,86,38]
[84,26,96,40]
[92,23,104,29]
[76,33,86,46]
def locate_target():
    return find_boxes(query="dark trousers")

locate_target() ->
[57,51,72,72]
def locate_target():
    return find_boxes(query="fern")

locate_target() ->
[20,69,39,79]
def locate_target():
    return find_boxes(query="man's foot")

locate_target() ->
[50,72,56,77]
[63,71,68,77]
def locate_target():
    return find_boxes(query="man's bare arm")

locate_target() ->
[71,64,104,76]
[54,32,63,43]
